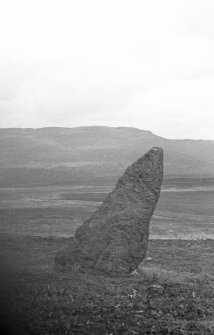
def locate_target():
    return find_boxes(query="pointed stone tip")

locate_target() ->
[130,146,163,172]
[141,147,163,162]
[150,146,163,154]
[144,147,164,162]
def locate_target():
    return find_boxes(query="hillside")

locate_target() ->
[0,126,214,186]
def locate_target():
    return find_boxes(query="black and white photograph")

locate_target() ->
[0,0,214,334]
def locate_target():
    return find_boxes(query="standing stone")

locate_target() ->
[55,147,163,275]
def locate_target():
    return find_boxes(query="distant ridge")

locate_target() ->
[0,126,213,186]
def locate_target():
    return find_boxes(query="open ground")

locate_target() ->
[1,177,214,334]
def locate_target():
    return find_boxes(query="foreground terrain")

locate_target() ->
[1,178,214,334]
[1,237,214,334]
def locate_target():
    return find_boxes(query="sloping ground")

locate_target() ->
[1,237,214,334]
[0,127,214,188]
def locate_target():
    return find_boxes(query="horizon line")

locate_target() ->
[0,125,213,142]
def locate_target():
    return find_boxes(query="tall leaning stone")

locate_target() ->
[55,147,163,275]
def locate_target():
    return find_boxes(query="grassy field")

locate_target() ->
[1,178,214,334]
[1,237,214,334]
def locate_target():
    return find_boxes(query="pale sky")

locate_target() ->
[0,0,214,139]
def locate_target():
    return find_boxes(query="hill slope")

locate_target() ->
[0,126,214,186]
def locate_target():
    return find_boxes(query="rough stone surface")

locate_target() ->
[55,147,163,275]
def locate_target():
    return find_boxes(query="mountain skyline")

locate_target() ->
[0,126,214,187]
[1,125,213,142]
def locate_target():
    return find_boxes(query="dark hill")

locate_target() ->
[0,126,214,186]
